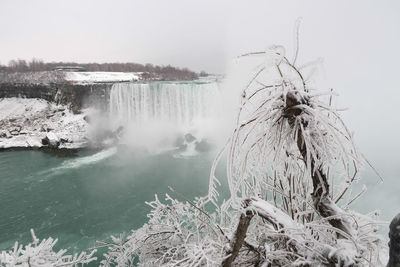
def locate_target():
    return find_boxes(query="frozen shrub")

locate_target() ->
[99,33,388,266]
[0,229,96,267]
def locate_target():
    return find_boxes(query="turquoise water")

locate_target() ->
[0,144,397,264]
[0,147,226,261]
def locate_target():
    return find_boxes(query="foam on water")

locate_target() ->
[41,147,117,177]
[173,142,199,158]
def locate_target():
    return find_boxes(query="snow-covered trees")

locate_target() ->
[96,42,387,266]
[0,71,66,85]
[0,61,199,81]
[0,229,96,266]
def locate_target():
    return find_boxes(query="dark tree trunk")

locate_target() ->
[284,91,353,238]
[388,213,400,267]
[222,208,254,267]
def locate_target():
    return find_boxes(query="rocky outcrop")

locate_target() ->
[41,132,61,148]
[0,82,113,113]
[174,133,213,153]
[0,83,55,102]
[0,97,127,151]
[54,83,112,113]
[0,98,88,150]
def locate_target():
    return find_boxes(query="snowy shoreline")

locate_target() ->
[0,98,90,151]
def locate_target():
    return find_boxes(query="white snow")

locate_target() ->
[0,98,49,121]
[249,197,299,230]
[325,240,358,267]
[65,72,141,83]
[0,229,96,266]
[44,132,60,147]
[0,97,89,149]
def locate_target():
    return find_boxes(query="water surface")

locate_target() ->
[0,148,225,258]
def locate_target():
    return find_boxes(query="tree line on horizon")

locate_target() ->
[0,58,208,81]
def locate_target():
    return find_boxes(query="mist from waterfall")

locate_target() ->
[108,81,223,152]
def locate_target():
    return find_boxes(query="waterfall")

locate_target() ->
[109,82,220,129]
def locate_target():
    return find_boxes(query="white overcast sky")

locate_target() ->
[1,0,400,216]
[0,0,398,73]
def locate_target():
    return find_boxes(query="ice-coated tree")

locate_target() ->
[0,229,96,266]
[96,33,388,266]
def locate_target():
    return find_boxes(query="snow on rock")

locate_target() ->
[0,98,49,121]
[65,72,141,83]
[26,137,43,147]
[0,97,89,149]
[42,132,60,148]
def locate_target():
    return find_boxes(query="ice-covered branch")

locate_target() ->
[0,230,96,267]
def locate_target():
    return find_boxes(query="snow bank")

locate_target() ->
[0,98,49,121]
[65,72,141,83]
[0,97,89,149]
